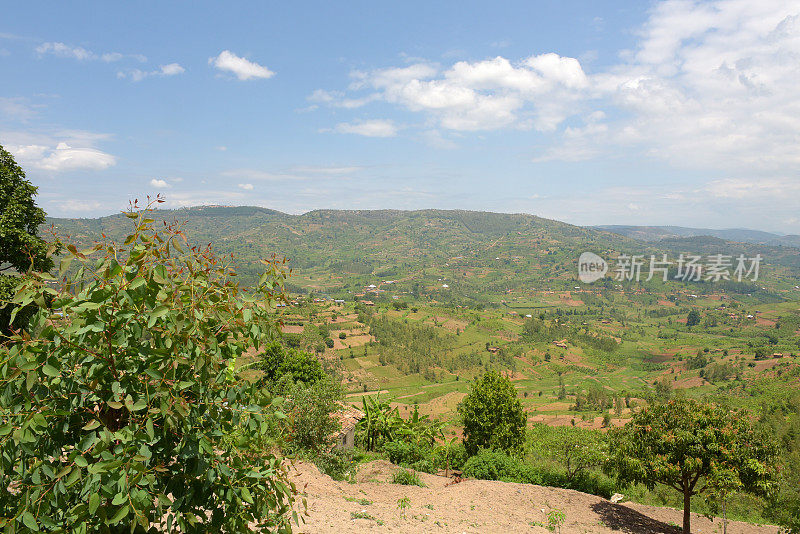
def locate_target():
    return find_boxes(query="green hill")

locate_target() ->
[48,206,800,303]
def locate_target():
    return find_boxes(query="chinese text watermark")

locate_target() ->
[578,253,762,283]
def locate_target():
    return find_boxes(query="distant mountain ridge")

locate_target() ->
[596,225,800,249]
[46,206,800,299]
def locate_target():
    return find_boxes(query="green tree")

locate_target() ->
[255,342,323,385]
[0,199,298,532]
[607,398,777,534]
[0,144,53,335]
[686,309,701,327]
[458,371,526,456]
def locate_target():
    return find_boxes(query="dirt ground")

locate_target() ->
[289,460,775,534]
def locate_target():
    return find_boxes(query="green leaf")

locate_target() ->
[109,505,129,524]
[41,364,59,377]
[22,511,39,531]
[89,493,100,514]
[82,419,101,431]
[112,493,127,506]
[107,401,123,410]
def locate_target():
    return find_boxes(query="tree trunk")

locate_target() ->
[683,488,692,534]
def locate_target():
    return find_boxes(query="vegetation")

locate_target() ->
[0,200,298,532]
[0,144,53,336]
[607,398,777,534]
[4,190,800,531]
[459,371,526,456]
[391,469,425,487]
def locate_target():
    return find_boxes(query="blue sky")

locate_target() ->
[2,1,799,233]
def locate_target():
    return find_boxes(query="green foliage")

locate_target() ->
[0,145,54,335]
[256,342,324,385]
[686,309,701,327]
[461,448,615,498]
[391,469,425,487]
[608,398,778,534]
[275,375,342,454]
[0,200,298,532]
[528,425,608,481]
[357,395,401,451]
[546,509,565,533]
[459,371,526,456]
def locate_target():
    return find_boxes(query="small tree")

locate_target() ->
[458,370,526,456]
[608,398,777,534]
[0,144,54,334]
[0,198,298,532]
[531,425,607,481]
[686,309,701,327]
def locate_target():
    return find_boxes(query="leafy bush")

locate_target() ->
[275,375,342,454]
[462,449,615,498]
[462,448,520,481]
[309,448,357,481]
[459,371,526,456]
[256,342,324,385]
[391,469,425,487]
[383,440,429,466]
[0,200,298,532]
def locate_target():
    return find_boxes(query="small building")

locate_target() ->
[361,300,375,306]
[332,403,365,449]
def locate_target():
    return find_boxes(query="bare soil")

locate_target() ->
[289,460,773,533]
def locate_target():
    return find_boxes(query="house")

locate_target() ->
[553,339,568,349]
[361,300,375,306]
[487,346,500,354]
[332,403,365,449]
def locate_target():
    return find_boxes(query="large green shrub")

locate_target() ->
[458,371,526,456]
[0,199,299,532]
[256,342,324,385]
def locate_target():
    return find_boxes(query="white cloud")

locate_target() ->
[539,0,800,173]
[316,53,588,133]
[36,143,116,171]
[209,50,274,80]
[5,132,116,172]
[150,178,170,189]
[35,42,147,63]
[118,63,185,82]
[238,183,254,190]
[36,42,94,60]
[159,63,185,76]
[332,119,398,137]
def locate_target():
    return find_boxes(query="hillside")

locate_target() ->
[597,225,800,249]
[48,207,800,302]
[290,460,774,533]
